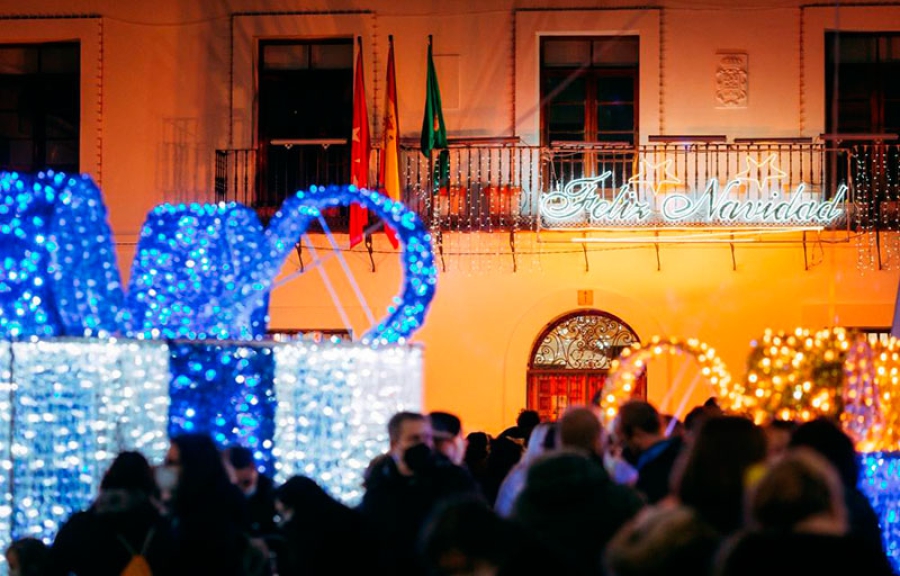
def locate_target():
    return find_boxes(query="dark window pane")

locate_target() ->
[311,43,353,69]
[597,77,634,102]
[549,131,585,143]
[838,36,877,63]
[263,45,309,70]
[884,104,900,133]
[595,132,634,144]
[45,140,77,166]
[888,36,900,62]
[45,112,78,139]
[0,112,30,137]
[0,85,22,108]
[543,39,590,67]
[838,66,876,98]
[598,104,634,131]
[0,48,36,74]
[836,100,871,131]
[9,140,33,168]
[545,76,586,103]
[41,45,79,73]
[549,104,585,128]
[886,68,900,98]
[0,42,80,173]
[593,37,639,66]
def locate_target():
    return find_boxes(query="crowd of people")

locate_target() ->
[3,398,896,576]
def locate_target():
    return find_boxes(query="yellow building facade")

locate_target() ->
[1,0,898,435]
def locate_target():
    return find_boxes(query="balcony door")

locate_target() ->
[0,42,80,174]
[540,36,639,190]
[257,39,353,219]
[527,309,645,423]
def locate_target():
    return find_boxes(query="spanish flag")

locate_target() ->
[380,36,400,249]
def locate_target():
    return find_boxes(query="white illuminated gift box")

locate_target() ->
[0,337,422,550]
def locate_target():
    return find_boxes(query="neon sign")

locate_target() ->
[540,156,847,228]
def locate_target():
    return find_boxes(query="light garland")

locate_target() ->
[0,171,436,344]
[842,334,884,451]
[127,184,437,344]
[860,453,900,574]
[5,339,169,544]
[167,342,277,473]
[741,327,851,424]
[271,340,423,506]
[603,336,731,423]
[268,185,437,344]
[851,336,900,452]
[0,171,124,339]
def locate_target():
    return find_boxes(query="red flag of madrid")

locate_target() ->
[349,37,370,248]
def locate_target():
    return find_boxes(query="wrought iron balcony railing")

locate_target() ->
[214,137,900,235]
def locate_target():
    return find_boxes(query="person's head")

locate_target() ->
[558,406,604,456]
[463,432,491,464]
[604,505,720,576]
[430,411,467,466]
[168,433,233,514]
[763,418,798,462]
[748,446,847,535]
[516,409,541,432]
[5,538,50,576]
[788,417,859,489]
[614,400,664,456]
[672,415,767,534]
[100,450,158,500]
[225,445,260,496]
[387,411,433,476]
[420,495,511,576]
[275,475,345,525]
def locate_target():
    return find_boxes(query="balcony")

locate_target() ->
[215,136,900,238]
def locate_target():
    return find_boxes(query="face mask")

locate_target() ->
[242,484,257,497]
[404,442,435,473]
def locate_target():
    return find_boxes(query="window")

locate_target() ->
[825,33,900,200]
[0,42,80,173]
[257,39,353,215]
[541,36,639,186]
[527,310,644,422]
[826,33,900,136]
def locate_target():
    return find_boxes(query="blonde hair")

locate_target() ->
[747,446,848,535]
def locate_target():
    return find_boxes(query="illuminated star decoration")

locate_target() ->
[627,158,683,198]
[733,153,787,197]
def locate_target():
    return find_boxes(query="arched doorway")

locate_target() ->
[527,309,645,422]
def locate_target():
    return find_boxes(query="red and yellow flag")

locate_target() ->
[380,36,400,249]
[349,37,370,248]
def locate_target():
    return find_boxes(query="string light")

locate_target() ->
[0,171,125,339]
[272,340,422,505]
[604,335,731,423]
[741,327,850,424]
[5,339,169,544]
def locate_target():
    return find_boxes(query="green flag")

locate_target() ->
[421,37,450,191]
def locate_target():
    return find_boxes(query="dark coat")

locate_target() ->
[51,490,176,576]
[635,436,684,504]
[359,451,482,575]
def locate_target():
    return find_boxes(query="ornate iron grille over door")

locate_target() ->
[527,310,644,422]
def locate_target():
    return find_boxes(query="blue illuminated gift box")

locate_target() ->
[0,170,434,552]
